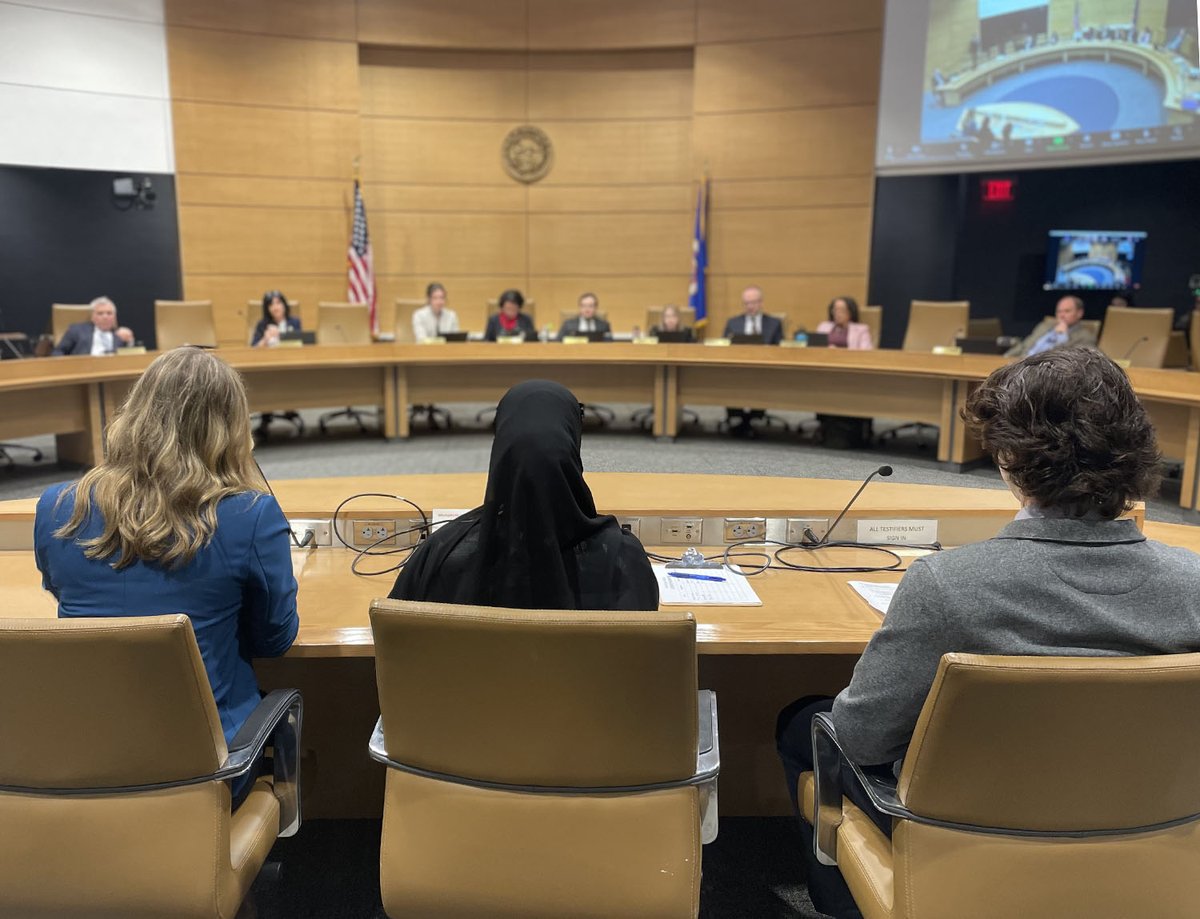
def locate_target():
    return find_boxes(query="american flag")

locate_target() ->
[347,180,377,334]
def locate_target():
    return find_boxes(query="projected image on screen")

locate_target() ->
[1044,230,1147,290]
[877,0,1200,171]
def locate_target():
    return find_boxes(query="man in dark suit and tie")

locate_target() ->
[722,285,782,344]
[52,297,135,356]
[558,292,612,340]
[723,285,782,436]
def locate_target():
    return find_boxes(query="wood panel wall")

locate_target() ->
[166,0,882,343]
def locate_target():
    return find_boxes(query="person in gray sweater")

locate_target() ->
[777,347,1197,919]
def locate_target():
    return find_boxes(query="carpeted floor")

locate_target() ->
[259,817,823,919]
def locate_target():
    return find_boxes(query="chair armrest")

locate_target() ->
[812,712,915,866]
[697,689,720,844]
[226,688,303,837]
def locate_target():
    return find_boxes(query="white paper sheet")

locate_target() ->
[653,565,763,606]
[430,508,471,532]
[848,581,899,616]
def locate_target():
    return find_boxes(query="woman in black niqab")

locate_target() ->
[388,380,659,610]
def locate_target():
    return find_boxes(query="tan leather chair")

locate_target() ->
[860,305,883,348]
[316,301,372,345]
[51,303,93,340]
[1190,313,1200,371]
[155,299,217,351]
[245,299,302,345]
[368,599,719,919]
[646,304,696,333]
[394,297,425,344]
[966,316,1002,338]
[0,615,302,919]
[803,653,1200,919]
[902,300,970,351]
[1164,330,1189,369]
[1097,306,1174,369]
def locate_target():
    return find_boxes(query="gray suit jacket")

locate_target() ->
[832,516,1200,766]
[1005,317,1097,357]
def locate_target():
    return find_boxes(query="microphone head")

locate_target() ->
[878,465,894,477]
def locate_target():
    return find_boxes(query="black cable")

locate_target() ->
[254,458,313,549]
[332,493,432,578]
[648,537,928,576]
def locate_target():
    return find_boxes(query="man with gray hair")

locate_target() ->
[52,297,135,356]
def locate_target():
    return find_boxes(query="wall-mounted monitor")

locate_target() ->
[1043,230,1147,290]
[877,0,1200,174]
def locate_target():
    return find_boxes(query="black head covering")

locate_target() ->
[391,380,654,609]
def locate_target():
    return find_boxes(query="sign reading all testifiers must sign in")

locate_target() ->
[856,519,939,546]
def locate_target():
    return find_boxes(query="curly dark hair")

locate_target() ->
[961,348,1160,519]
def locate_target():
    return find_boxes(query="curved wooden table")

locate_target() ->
[5,343,1200,509]
[3,472,1193,817]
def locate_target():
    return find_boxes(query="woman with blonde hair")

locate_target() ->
[34,347,298,803]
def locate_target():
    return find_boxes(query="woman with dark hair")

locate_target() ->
[816,296,873,350]
[484,288,536,341]
[389,380,658,610]
[777,348,1200,918]
[251,290,300,348]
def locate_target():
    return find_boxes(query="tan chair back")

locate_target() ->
[1191,313,1200,371]
[1097,306,1174,368]
[860,305,882,347]
[645,305,696,332]
[903,300,970,351]
[394,297,425,344]
[370,600,698,785]
[154,299,217,350]
[0,616,277,919]
[317,301,372,345]
[898,652,1200,831]
[1164,330,1189,369]
[245,299,302,343]
[967,317,1002,338]
[51,303,93,340]
[485,298,537,326]
[370,599,703,919]
[769,312,789,339]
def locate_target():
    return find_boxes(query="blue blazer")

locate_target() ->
[34,484,299,746]
[52,321,132,356]
[723,314,783,345]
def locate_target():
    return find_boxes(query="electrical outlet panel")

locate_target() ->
[723,517,767,542]
[786,518,830,544]
[617,517,641,539]
[660,517,703,544]
[286,519,332,547]
[350,519,400,548]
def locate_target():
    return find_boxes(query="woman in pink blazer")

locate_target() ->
[816,297,873,350]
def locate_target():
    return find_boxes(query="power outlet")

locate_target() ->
[287,518,332,547]
[350,519,399,548]
[617,517,641,539]
[786,517,830,545]
[723,517,767,542]
[660,517,703,544]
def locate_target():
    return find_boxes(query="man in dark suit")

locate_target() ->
[558,292,612,340]
[723,285,782,435]
[722,285,782,344]
[52,297,135,356]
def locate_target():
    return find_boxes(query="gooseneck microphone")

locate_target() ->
[1122,336,1150,362]
[810,465,894,545]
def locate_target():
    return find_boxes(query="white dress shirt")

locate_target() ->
[412,305,460,341]
[90,328,115,355]
[743,315,761,336]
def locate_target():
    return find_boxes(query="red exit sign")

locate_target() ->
[981,178,1016,202]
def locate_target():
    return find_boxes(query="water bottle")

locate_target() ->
[794,328,808,347]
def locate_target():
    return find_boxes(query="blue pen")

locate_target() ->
[668,572,726,582]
